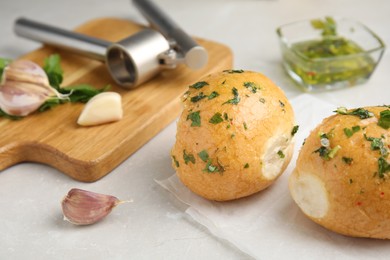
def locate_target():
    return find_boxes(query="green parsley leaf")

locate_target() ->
[342,157,353,165]
[243,82,260,93]
[203,159,222,173]
[277,150,285,159]
[223,87,240,105]
[190,92,207,103]
[291,125,299,136]
[243,122,248,130]
[244,163,249,169]
[187,111,201,127]
[209,112,224,124]
[334,107,373,119]
[43,54,63,88]
[378,109,390,129]
[314,145,341,160]
[172,155,180,167]
[223,69,244,74]
[365,134,388,156]
[38,97,66,112]
[223,112,229,121]
[61,84,110,103]
[378,157,390,178]
[343,125,360,137]
[190,81,209,89]
[183,150,195,165]
[311,16,337,37]
[198,150,209,162]
[208,91,219,100]
[0,58,11,81]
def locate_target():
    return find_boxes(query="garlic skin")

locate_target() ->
[0,60,66,116]
[61,188,122,225]
[77,92,123,126]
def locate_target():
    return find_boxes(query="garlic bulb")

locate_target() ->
[61,188,129,225]
[0,60,67,116]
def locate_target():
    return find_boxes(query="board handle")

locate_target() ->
[14,17,110,62]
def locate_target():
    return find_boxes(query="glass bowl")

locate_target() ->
[276,17,385,92]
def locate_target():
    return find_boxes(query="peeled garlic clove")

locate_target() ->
[61,188,121,225]
[77,92,123,126]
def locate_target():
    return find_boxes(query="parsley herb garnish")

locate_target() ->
[314,131,340,160]
[334,107,374,119]
[342,157,353,165]
[223,112,229,121]
[172,155,180,167]
[244,163,249,169]
[187,111,201,127]
[190,81,209,89]
[0,58,11,81]
[43,54,63,88]
[208,91,219,100]
[190,92,207,103]
[243,122,248,130]
[343,125,360,138]
[378,157,390,178]
[223,87,240,105]
[291,125,299,136]
[311,16,337,37]
[209,112,224,124]
[183,150,195,165]
[378,109,390,129]
[277,150,285,159]
[315,145,341,160]
[364,134,388,156]
[243,82,260,93]
[223,69,244,74]
[198,150,209,162]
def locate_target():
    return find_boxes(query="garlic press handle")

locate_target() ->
[133,0,208,69]
[14,17,111,62]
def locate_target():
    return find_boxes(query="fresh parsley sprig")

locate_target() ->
[39,54,110,111]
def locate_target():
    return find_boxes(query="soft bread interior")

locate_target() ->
[289,171,329,218]
[262,134,292,180]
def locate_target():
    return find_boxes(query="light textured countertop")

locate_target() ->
[0,0,389,259]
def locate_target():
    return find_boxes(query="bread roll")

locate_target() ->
[289,106,390,239]
[171,70,296,201]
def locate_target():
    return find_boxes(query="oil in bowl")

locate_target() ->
[277,17,385,92]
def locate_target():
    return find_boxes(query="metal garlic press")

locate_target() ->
[13,0,208,88]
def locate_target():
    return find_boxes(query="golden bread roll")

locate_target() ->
[171,70,296,201]
[289,106,390,239]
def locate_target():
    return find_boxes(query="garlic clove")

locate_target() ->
[2,60,50,88]
[0,80,49,116]
[61,188,125,225]
[77,92,123,126]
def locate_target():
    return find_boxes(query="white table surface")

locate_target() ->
[0,0,389,259]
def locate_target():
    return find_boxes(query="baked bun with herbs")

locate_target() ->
[289,106,390,239]
[171,70,297,201]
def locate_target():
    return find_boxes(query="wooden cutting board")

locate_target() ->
[0,17,233,182]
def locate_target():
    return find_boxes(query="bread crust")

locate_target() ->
[290,106,390,238]
[171,70,295,201]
